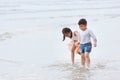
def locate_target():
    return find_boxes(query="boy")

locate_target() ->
[78,18,97,68]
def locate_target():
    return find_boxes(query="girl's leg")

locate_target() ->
[81,53,85,67]
[74,42,80,55]
[71,51,75,64]
[68,41,76,64]
[75,46,80,55]
[85,52,90,68]
[71,45,76,64]
[68,41,74,51]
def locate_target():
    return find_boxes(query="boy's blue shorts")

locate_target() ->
[80,42,92,53]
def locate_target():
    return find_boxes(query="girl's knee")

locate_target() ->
[71,49,75,53]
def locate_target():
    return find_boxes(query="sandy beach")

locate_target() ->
[0,0,120,80]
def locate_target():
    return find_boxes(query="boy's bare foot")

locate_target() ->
[86,66,90,70]
[80,65,85,68]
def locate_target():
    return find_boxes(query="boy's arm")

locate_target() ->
[89,30,97,47]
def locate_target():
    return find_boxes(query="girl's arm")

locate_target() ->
[74,31,80,44]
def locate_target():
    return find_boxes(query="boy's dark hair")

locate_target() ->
[78,18,87,25]
[62,27,72,41]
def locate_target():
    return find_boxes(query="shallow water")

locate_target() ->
[0,0,120,80]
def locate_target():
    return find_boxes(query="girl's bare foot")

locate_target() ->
[77,52,81,55]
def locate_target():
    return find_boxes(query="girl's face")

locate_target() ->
[65,32,71,38]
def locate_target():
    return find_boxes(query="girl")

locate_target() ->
[62,27,80,64]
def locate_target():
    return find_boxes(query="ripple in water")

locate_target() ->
[0,32,13,41]
[47,62,106,80]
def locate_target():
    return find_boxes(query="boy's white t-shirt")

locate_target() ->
[79,28,97,44]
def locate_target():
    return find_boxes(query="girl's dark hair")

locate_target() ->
[62,27,72,41]
[78,18,87,25]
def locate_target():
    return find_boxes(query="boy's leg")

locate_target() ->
[85,43,92,68]
[81,53,85,67]
[85,52,90,67]
[80,44,85,67]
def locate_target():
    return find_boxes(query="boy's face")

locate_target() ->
[79,24,87,31]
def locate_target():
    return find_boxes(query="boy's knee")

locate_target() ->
[85,54,89,58]
[81,55,85,59]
